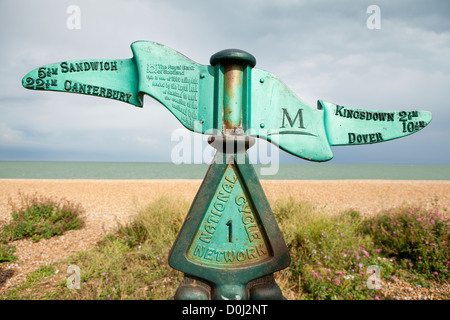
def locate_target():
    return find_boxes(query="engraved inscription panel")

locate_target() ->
[333,105,429,145]
[23,59,138,105]
[319,100,431,147]
[187,165,271,267]
[146,63,199,128]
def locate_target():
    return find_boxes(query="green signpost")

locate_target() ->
[23,41,432,300]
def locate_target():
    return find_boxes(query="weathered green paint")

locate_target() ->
[186,165,272,268]
[169,136,290,300]
[22,41,432,161]
[318,100,432,146]
[22,41,216,133]
[131,42,216,133]
[250,68,333,161]
[23,58,141,106]
[22,41,433,300]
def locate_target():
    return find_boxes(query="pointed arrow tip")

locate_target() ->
[320,101,433,146]
[424,110,432,123]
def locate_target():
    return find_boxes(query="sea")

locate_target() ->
[0,161,449,180]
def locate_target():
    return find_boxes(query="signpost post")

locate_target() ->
[22,41,432,300]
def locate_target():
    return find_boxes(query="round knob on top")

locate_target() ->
[210,49,256,68]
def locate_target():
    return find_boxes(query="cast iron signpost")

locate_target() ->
[23,41,432,300]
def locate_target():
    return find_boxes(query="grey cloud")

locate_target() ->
[0,0,448,163]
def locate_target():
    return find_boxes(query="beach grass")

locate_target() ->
[0,192,85,243]
[1,194,448,300]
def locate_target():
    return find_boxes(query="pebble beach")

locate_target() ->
[0,178,449,297]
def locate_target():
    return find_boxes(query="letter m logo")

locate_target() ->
[280,108,305,129]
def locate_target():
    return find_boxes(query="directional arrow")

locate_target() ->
[22,41,432,162]
[318,100,432,146]
[22,41,216,133]
[22,58,142,106]
[249,67,432,161]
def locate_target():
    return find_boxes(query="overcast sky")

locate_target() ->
[0,0,449,164]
